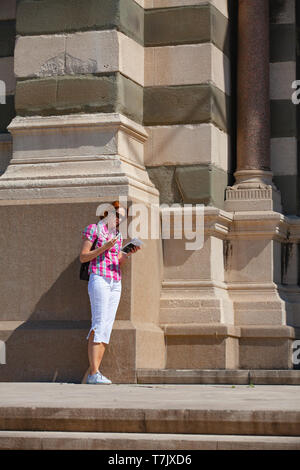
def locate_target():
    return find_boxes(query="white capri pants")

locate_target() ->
[87,273,122,344]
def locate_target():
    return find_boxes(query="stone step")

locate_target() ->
[0,431,299,450]
[136,369,300,385]
[0,383,300,437]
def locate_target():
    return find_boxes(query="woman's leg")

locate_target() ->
[86,274,111,377]
[88,330,107,375]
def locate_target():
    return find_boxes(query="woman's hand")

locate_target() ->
[104,235,119,250]
[126,245,141,256]
[118,245,141,265]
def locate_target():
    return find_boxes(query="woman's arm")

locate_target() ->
[79,236,118,263]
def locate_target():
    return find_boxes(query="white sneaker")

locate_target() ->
[99,372,112,384]
[87,371,112,385]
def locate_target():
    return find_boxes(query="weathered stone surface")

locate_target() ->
[144,84,229,131]
[15,74,143,123]
[146,166,183,205]
[144,4,230,56]
[15,31,144,85]
[142,0,229,18]
[175,164,229,207]
[145,42,230,93]
[144,123,230,171]
[17,0,144,44]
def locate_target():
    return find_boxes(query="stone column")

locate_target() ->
[223,0,295,369]
[225,0,282,212]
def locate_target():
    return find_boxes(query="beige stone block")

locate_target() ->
[14,35,66,78]
[142,0,228,18]
[7,112,144,164]
[271,137,297,175]
[145,43,230,94]
[118,32,144,86]
[165,326,239,369]
[270,62,296,100]
[0,57,16,95]
[226,239,275,284]
[0,0,16,20]
[1,113,158,203]
[239,334,294,369]
[66,30,119,74]
[118,128,144,167]
[15,31,144,85]
[144,123,230,171]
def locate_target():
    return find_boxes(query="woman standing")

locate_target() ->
[79,201,140,384]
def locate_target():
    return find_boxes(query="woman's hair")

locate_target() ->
[98,200,126,221]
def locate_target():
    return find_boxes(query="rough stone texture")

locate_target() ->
[146,166,183,205]
[16,0,144,44]
[137,368,300,385]
[144,84,230,131]
[15,74,143,123]
[144,124,230,171]
[142,1,229,18]
[175,164,229,207]
[145,43,230,93]
[144,4,230,57]
[15,30,144,86]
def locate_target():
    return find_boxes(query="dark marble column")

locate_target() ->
[236,0,270,174]
[225,0,282,211]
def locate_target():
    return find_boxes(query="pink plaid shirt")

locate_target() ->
[82,222,123,281]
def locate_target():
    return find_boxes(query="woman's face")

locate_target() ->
[106,207,126,229]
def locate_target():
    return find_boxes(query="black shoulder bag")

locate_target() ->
[79,236,98,281]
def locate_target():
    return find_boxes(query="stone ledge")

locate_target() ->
[137,369,300,384]
[0,431,299,450]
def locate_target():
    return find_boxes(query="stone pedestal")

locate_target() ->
[0,112,166,383]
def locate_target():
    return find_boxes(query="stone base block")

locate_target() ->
[162,323,240,369]
[134,322,166,369]
[0,321,137,383]
[239,326,295,369]
[0,320,166,383]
